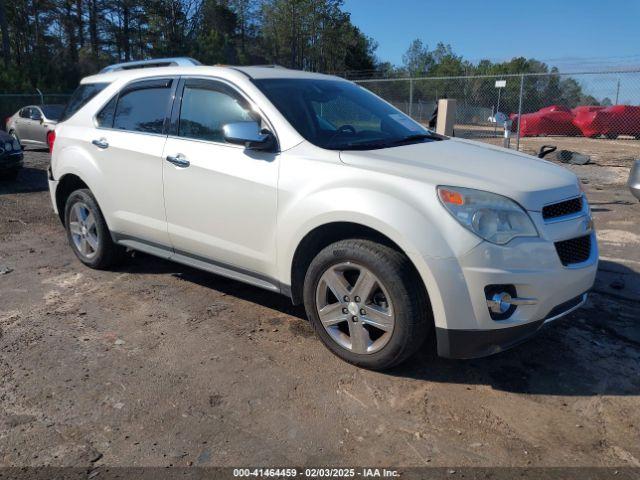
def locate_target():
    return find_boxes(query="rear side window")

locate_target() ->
[113,79,173,134]
[61,83,109,122]
[19,108,31,118]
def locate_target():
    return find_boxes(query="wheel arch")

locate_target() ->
[55,173,89,224]
[288,221,429,307]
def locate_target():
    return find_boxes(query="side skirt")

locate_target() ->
[113,234,290,297]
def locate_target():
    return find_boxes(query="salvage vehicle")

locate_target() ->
[6,104,64,150]
[0,130,23,180]
[47,58,598,369]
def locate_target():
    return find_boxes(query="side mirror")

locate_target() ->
[223,121,275,151]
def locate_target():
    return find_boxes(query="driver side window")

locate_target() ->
[178,80,258,143]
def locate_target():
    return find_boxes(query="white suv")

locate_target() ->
[48,58,598,370]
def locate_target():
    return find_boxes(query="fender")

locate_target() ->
[276,183,480,330]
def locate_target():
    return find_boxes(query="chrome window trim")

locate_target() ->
[91,74,280,152]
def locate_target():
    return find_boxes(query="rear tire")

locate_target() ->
[64,188,124,269]
[303,239,432,370]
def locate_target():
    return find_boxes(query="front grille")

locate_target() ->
[555,235,591,266]
[542,197,583,220]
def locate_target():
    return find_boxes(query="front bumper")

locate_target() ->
[421,206,598,359]
[436,292,588,359]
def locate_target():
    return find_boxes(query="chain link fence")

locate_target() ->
[0,93,72,129]
[2,71,640,155]
[355,70,640,152]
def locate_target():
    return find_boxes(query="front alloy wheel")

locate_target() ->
[303,239,431,370]
[316,262,395,354]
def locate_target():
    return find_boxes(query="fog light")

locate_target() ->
[486,292,538,314]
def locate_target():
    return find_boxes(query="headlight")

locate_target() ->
[12,139,20,150]
[4,142,12,151]
[437,186,538,245]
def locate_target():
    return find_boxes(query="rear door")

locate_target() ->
[89,77,176,247]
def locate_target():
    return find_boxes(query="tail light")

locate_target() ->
[4,117,10,127]
[47,130,56,153]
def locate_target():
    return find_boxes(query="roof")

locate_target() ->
[81,62,343,84]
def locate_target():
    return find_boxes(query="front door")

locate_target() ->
[162,78,279,279]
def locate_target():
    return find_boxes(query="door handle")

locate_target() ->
[92,138,109,149]
[166,154,190,168]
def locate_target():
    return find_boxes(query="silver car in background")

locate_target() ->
[6,105,64,149]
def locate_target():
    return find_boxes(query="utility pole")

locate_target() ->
[615,79,620,105]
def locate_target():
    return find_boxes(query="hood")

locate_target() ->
[339,137,580,211]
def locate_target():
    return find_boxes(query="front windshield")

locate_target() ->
[253,78,443,150]
[41,105,65,120]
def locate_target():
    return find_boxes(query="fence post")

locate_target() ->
[409,77,414,118]
[515,74,524,151]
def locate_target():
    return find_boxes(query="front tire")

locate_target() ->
[64,189,124,269]
[303,239,431,370]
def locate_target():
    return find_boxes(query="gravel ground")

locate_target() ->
[0,146,639,470]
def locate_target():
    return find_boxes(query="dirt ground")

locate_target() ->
[0,142,639,470]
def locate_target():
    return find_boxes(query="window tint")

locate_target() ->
[61,83,109,122]
[113,84,172,134]
[178,82,256,143]
[96,96,117,128]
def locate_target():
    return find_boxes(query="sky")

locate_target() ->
[342,0,640,72]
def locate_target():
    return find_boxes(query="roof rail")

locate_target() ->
[250,64,288,69]
[99,57,202,73]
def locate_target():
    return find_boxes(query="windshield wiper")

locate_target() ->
[333,139,395,151]
[332,132,442,151]
[390,133,442,146]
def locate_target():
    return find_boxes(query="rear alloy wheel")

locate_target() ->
[303,239,431,370]
[64,189,124,269]
[68,201,100,260]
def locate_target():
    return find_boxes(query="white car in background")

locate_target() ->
[47,58,598,370]
[6,104,64,149]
